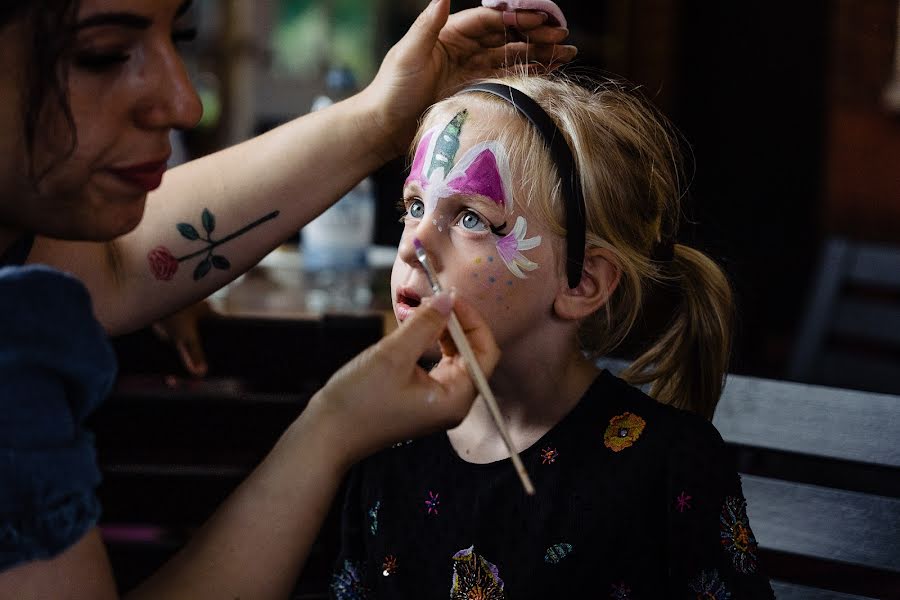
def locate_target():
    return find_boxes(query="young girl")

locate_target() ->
[331,72,774,599]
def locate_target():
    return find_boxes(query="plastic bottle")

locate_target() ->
[300,66,375,313]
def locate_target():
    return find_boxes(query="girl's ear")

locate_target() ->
[553,247,621,320]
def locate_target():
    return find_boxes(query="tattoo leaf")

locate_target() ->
[211,255,230,270]
[202,208,215,235]
[177,223,200,240]
[193,257,212,280]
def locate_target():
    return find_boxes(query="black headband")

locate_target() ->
[458,82,586,288]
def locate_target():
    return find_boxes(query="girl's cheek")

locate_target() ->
[469,255,518,307]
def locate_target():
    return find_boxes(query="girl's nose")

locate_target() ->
[399,217,445,273]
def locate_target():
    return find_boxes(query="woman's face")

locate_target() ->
[0,0,202,242]
[391,106,566,357]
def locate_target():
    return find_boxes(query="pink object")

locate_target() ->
[446,148,507,207]
[405,129,436,188]
[482,0,567,28]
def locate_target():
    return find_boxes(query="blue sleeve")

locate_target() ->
[0,265,117,572]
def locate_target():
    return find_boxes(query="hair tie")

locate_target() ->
[651,240,675,263]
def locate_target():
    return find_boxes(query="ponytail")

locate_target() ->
[620,245,734,420]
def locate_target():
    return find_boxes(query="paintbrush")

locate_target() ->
[413,238,536,496]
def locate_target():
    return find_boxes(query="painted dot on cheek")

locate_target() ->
[507,280,513,286]
[488,256,494,263]
[474,257,483,265]
[488,276,496,284]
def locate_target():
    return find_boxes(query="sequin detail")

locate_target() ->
[382,555,398,577]
[610,581,632,599]
[603,413,647,452]
[450,546,506,599]
[540,447,559,464]
[719,496,759,573]
[368,501,381,535]
[425,491,440,515]
[331,560,369,600]
[544,543,574,564]
[675,491,693,513]
[689,569,731,599]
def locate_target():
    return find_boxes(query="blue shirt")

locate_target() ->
[0,239,116,571]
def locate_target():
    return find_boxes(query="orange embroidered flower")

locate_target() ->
[603,412,646,452]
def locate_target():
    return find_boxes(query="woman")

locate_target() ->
[0,0,573,597]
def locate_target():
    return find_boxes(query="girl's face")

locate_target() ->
[391,106,566,355]
[0,0,202,242]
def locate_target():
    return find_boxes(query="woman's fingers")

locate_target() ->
[377,290,455,368]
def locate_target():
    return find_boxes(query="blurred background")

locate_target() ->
[172,0,899,391]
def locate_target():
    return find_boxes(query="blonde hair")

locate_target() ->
[414,73,734,420]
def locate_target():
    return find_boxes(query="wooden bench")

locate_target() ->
[601,359,900,599]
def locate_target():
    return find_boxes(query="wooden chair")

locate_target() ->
[788,237,900,395]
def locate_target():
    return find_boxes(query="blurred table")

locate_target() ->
[208,243,398,333]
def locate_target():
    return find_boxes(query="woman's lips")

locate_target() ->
[107,160,169,192]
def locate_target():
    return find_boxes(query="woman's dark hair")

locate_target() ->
[2,0,81,183]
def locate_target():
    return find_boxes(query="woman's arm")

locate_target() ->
[29,1,573,335]
[0,292,500,599]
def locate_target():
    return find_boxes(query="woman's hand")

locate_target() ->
[361,0,576,156]
[306,290,499,468]
[151,299,215,377]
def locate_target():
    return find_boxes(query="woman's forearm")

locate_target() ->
[125,402,349,600]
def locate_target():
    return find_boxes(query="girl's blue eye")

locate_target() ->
[459,210,490,232]
[408,199,425,219]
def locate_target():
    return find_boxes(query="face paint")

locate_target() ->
[496,216,542,278]
[405,110,514,217]
[428,109,468,180]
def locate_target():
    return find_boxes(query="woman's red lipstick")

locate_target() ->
[108,159,169,192]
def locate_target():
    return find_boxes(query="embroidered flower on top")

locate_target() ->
[496,216,542,279]
[609,581,632,599]
[688,569,731,599]
[382,555,398,577]
[450,546,505,600]
[603,412,647,452]
[675,491,693,513]
[540,446,559,464]
[425,491,440,515]
[331,560,369,600]
[367,501,381,536]
[719,496,760,574]
[544,543,574,564]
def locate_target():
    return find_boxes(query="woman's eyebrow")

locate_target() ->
[76,0,193,30]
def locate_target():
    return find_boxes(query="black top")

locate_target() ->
[0,233,34,267]
[332,370,775,599]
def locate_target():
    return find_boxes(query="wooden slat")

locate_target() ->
[770,580,878,600]
[849,242,900,289]
[713,374,900,467]
[817,350,900,395]
[833,298,900,346]
[742,475,900,573]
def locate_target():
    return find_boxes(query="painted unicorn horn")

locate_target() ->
[427,109,469,180]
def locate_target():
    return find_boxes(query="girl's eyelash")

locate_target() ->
[490,221,508,236]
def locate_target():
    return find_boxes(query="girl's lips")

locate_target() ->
[394,288,423,322]
[107,160,169,192]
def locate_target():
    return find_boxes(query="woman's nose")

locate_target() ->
[135,44,203,131]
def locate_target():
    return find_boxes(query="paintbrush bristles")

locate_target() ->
[412,239,536,495]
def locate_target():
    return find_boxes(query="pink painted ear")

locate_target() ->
[481,0,567,28]
[405,130,436,187]
[447,148,507,207]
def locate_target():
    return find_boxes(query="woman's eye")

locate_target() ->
[73,51,130,71]
[407,199,425,219]
[459,210,489,232]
